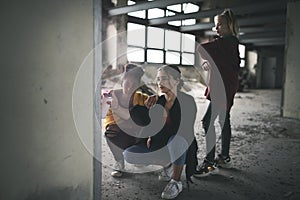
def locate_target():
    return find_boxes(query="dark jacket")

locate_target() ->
[198,35,241,111]
[139,92,198,184]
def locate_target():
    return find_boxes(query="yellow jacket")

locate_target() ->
[104,90,148,129]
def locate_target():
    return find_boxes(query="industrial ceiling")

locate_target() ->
[107,0,292,48]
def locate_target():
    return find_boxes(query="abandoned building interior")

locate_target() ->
[1,0,299,200]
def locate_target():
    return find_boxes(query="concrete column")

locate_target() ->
[116,0,128,68]
[102,0,118,69]
[282,1,300,119]
[0,1,94,199]
[102,0,127,70]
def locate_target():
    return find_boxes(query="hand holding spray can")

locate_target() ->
[101,91,113,119]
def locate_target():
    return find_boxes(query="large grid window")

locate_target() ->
[127,1,199,65]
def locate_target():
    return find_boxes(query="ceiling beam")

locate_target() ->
[252,40,285,46]
[180,14,286,32]
[204,26,286,36]
[127,16,180,32]
[180,22,214,32]
[240,37,285,43]
[239,31,285,40]
[127,16,148,25]
[149,0,287,26]
[108,0,204,16]
[149,8,222,26]
[238,15,286,27]
[239,26,285,34]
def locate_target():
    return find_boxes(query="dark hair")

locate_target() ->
[157,65,184,90]
[122,63,144,81]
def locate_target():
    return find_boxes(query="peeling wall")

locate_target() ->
[283,1,300,119]
[0,0,94,199]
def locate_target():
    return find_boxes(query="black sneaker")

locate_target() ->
[193,159,219,178]
[215,154,231,168]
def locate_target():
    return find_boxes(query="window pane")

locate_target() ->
[147,49,163,63]
[127,0,135,5]
[239,44,246,58]
[182,19,196,25]
[166,10,175,16]
[167,4,181,12]
[166,51,180,64]
[127,47,144,62]
[147,27,164,49]
[240,59,245,67]
[183,3,199,14]
[148,8,164,19]
[182,34,195,53]
[128,10,146,19]
[182,53,195,65]
[127,23,145,47]
[165,30,181,51]
[168,21,181,26]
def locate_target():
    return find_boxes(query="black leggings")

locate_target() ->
[105,129,138,162]
[202,103,232,162]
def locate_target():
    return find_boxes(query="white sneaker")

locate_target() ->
[158,164,173,181]
[111,161,124,177]
[161,179,183,199]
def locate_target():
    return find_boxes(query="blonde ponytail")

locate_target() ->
[220,9,239,37]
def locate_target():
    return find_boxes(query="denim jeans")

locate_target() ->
[203,102,232,162]
[124,135,188,166]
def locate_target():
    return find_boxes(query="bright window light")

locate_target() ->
[147,27,164,49]
[240,59,245,68]
[167,4,182,12]
[182,53,195,65]
[239,44,246,58]
[166,51,180,64]
[147,50,163,63]
[182,33,195,53]
[148,8,165,19]
[165,30,181,51]
[183,3,199,14]
[168,21,181,26]
[166,10,176,16]
[127,22,145,31]
[128,10,146,19]
[127,47,144,62]
[127,0,135,5]
[182,19,196,25]
[127,23,145,47]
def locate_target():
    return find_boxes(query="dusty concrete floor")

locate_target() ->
[101,85,300,200]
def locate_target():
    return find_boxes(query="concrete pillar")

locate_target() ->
[282,1,300,119]
[116,0,128,68]
[102,0,118,69]
[102,0,127,70]
[0,1,94,199]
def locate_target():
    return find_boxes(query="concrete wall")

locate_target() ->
[0,0,94,199]
[283,1,300,119]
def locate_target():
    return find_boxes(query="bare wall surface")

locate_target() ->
[0,0,94,199]
[283,1,300,119]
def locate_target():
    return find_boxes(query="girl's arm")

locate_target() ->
[110,92,131,120]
